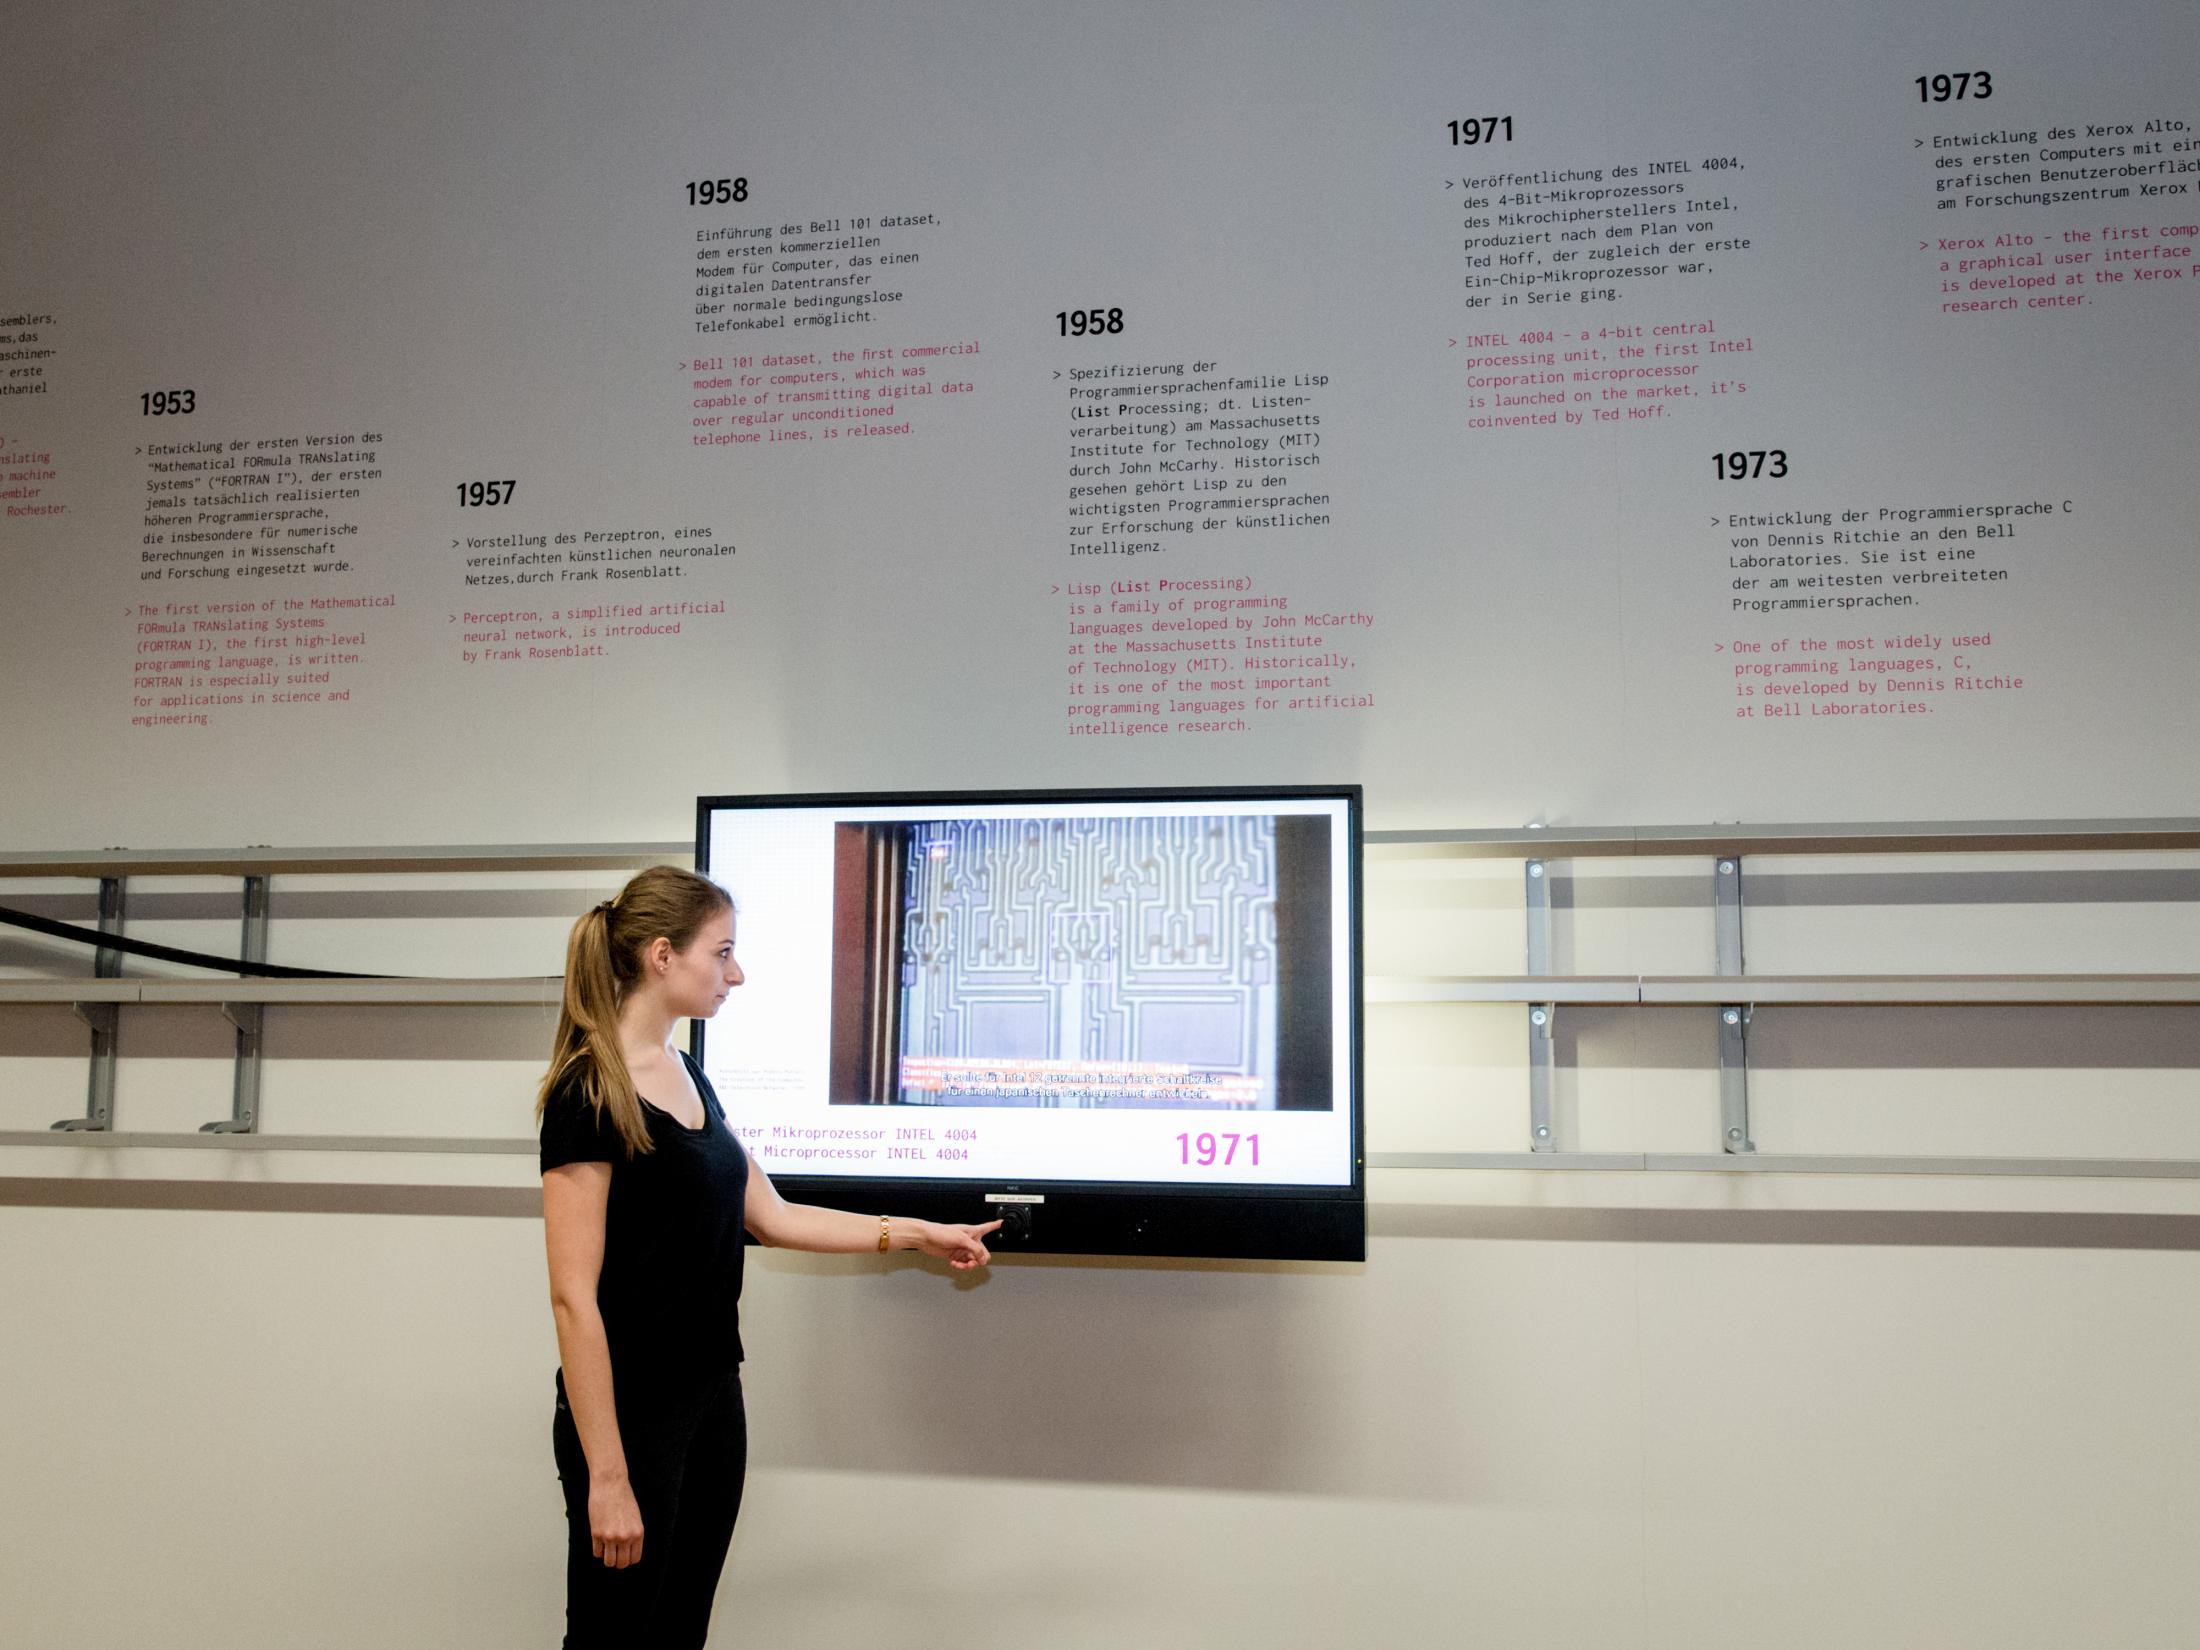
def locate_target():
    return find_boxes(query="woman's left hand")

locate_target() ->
[914,1219,1002,1269]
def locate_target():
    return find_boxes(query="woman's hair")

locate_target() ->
[536,864,733,1158]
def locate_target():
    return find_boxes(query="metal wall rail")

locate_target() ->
[4,974,2196,1010]
[1368,975,2200,1006]
[1365,1152,2200,1178]
[0,843,685,878]
[0,979,560,1007]
[0,1130,534,1154]
[3,816,2198,877]
[1367,817,2200,858]
[3,824,2195,1161]
[5,1134,2197,1182]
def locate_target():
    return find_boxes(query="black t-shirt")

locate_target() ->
[540,1049,749,1384]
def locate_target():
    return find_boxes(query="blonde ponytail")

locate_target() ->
[536,867,733,1158]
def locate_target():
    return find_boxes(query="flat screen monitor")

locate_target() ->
[694,786,1364,1260]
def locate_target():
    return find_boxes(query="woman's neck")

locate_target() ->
[615,990,679,1068]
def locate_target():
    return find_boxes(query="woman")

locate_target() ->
[538,865,997,1648]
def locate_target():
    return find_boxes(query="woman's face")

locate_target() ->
[658,909,743,1020]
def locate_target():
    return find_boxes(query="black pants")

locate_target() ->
[553,1367,747,1649]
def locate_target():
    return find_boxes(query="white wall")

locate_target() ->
[4,1183,2197,1649]
[4,860,2198,1647]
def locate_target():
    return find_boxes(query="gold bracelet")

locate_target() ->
[878,1215,891,1253]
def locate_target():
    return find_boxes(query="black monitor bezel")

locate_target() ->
[692,784,1365,1261]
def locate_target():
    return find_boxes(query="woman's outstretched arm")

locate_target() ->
[742,1155,1001,1268]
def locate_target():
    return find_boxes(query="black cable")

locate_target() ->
[0,904,388,980]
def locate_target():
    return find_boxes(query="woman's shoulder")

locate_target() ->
[540,1057,620,1168]
[541,1054,597,1116]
